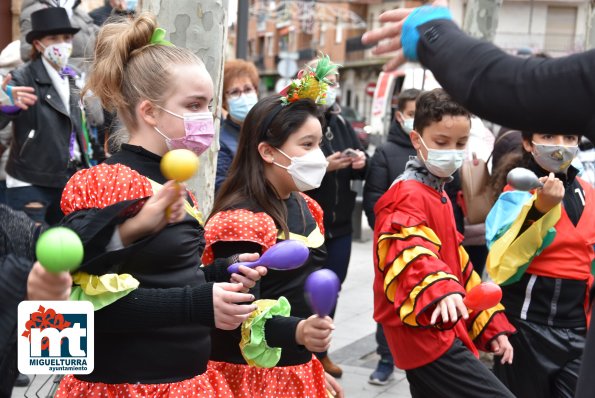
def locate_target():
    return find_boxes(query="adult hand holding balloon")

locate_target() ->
[227,240,309,274]
[160,149,200,217]
[35,227,84,273]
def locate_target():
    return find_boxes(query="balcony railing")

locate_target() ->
[346,34,374,53]
[297,48,317,62]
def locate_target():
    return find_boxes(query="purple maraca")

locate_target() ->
[227,239,310,273]
[305,269,340,317]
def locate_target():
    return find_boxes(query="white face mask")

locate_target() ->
[402,118,414,134]
[325,87,338,107]
[418,134,465,178]
[41,42,72,69]
[273,148,329,191]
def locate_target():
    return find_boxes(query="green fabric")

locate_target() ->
[150,28,173,46]
[240,297,291,368]
[501,227,556,286]
[70,272,140,310]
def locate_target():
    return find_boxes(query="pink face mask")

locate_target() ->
[154,106,215,156]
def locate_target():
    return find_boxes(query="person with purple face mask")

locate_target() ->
[486,131,594,398]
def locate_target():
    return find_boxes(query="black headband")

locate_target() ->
[259,102,285,139]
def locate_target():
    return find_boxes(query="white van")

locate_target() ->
[368,64,441,140]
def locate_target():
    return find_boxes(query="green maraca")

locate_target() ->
[35,227,84,273]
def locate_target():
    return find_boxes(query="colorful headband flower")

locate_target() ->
[279,54,340,105]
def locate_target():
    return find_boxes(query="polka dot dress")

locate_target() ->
[297,193,325,236]
[61,163,154,215]
[56,369,234,398]
[202,209,277,264]
[58,163,230,397]
[202,193,325,265]
[208,357,328,398]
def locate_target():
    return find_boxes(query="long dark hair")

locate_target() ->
[490,131,535,200]
[209,96,323,237]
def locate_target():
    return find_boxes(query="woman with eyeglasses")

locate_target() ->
[216,59,259,192]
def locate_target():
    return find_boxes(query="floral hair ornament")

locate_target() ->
[258,54,340,138]
[279,54,340,105]
[150,27,173,46]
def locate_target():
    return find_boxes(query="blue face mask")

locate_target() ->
[228,92,258,122]
[125,0,138,11]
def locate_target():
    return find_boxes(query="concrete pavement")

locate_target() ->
[11,223,412,398]
[328,226,412,397]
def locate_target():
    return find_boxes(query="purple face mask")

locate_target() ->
[154,106,215,156]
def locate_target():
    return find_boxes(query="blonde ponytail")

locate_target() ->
[85,13,204,130]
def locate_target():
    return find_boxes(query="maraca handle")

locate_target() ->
[165,182,181,219]
[227,261,259,274]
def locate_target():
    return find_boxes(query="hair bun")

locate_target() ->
[121,13,157,64]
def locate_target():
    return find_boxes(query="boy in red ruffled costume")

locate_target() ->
[372,89,516,397]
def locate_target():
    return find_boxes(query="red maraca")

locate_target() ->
[304,269,340,317]
[227,239,309,273]
[463,282,502,311]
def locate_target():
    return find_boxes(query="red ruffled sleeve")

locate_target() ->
[299,192,325,236]
[61,164,153,215]
[375,209,466,328]
[202,209,277,264]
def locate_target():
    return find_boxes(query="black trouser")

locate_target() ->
[406,339,514,398]
[576,303,595,398]
[494,318,585,398]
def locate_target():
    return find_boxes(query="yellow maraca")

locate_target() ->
[160,149,200,217]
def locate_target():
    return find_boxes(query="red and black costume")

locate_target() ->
[202,192,329,397]
[373,158,515,397]
[486,159,595,398]
[54,144,234,397]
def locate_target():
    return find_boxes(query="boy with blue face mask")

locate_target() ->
[486,131,594,398]
[372,88,516,398]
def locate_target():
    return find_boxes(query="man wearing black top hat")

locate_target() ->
[0,7,91,226]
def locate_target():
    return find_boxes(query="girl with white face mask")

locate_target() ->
[486,131,594,398]
[203,95,343,398]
